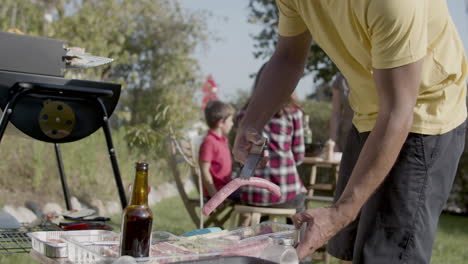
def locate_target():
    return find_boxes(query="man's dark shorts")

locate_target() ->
[327,121,466,264]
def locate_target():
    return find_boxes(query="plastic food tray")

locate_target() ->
[171,256,277,264]
[63,231,222,264]
[189,222,297,258]
[27,230,115,258]
[193,222,296,247]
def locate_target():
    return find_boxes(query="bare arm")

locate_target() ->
[293,60,423,259]
[199,161,218,197]
[335,60,423,220]
[234,31,312,163]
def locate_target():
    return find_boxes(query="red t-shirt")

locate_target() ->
[199,130,232,191]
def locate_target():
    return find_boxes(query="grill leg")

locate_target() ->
[54,143,72,211]
[97,98,127,209]
[0,86,31,144]
[102,118,127,209]
[0,104,12,144]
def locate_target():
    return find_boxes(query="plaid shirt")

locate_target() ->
[238,108,305,206]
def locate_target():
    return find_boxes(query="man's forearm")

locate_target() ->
[335,59,422,223]
[240,48,308,131]
[335,110,413,222]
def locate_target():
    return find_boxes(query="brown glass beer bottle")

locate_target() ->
[120,162,153,258]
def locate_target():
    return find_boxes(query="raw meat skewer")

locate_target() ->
[202,177,281,216]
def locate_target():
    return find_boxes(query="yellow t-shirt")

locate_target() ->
[277,0,467,134]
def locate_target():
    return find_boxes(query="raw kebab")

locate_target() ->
[202,137,281,216]
[202,177,281,216]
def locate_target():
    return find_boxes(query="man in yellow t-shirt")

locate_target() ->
[233,0,467,263]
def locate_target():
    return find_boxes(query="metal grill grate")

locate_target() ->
[0,224,61,254]
[0,230,31,254]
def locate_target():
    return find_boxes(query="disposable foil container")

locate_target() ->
[27,230,116,258]
[62,231,222,264]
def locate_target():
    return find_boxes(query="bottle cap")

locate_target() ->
[135,162,149,170]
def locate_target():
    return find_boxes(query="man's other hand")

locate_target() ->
[292,207,350,260]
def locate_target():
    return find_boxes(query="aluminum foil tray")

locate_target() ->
[27,230,115,258]
[63,231,222,264]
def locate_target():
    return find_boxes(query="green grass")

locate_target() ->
[432,214,468,264]
[107,195,198,235]
[1,197,467,264]
[0,128,175,206]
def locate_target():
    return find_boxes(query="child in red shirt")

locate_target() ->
[199,100,237,199]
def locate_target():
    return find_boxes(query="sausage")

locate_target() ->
[152,242,200,263]
[102,246,119,258]
[221,238,270,257]
[202,177,281,216]
[150,246,167,256]
[154,242,194,255]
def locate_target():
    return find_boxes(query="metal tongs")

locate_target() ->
[239,136,268,179]
[295,222,308,247]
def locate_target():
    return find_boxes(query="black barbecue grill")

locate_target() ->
[0,31,127,210]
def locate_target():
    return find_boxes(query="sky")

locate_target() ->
[179,0,468,101]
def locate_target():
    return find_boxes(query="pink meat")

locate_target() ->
[102,246,119,257]
[150,246,167,256]
[221,238,269,257]
[152,242,199,263]
[256,226,274,236]
[154,242,194,255]
[202,177,281,216]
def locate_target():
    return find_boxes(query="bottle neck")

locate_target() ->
[130,170,149,206]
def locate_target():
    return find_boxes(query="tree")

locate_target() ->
[113,0,210,159]
[247,0,338,86]
[1,0,211,159]
[0,0,50,35]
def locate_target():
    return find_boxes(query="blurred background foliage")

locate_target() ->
[247,0,339,85]
[0,0,210,205]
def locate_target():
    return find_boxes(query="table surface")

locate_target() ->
[302,156,340,166]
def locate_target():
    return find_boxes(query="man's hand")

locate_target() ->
[232,127,269,167]
[292,207,352,260]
